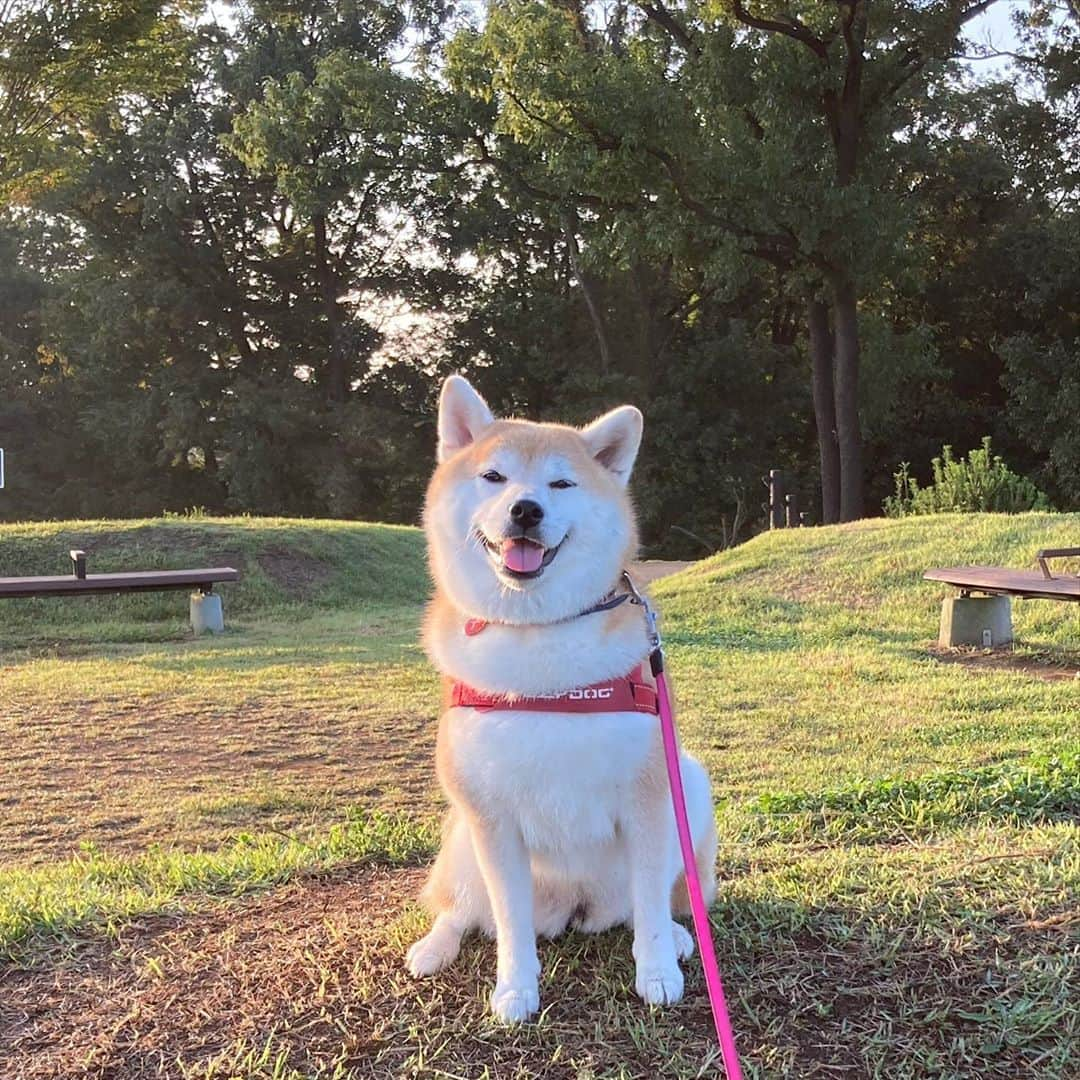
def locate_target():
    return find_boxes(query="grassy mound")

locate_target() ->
[655,510,1080,652]
[0,516,428,645]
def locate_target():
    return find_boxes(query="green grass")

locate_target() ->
[0,811,437,961]
[1,512,1078,1078]
[740,751,1080,843]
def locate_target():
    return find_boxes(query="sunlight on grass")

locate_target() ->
[2,513,1079,1077]
[0,811,437,960]
[737,751,1080,844]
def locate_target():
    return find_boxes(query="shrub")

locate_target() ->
[883,437,1051,517]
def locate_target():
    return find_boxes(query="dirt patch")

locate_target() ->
[0,867,725,1079]
[928,645,1080,682]
[256,550,333,598]
[0,866,427,1079]
[631,560,693,585]
[1,866,1073,1079]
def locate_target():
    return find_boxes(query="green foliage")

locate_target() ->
[884,438,1051,517]
[0,0,193,196]
[999,215,1080,506]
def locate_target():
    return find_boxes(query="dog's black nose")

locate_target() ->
[510,499,544,529]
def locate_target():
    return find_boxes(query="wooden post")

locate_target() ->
[785,492,800,529]
[769,470,787,529]
[70,549,87,580]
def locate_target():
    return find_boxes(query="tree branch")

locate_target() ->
[729,0,830,59]
[561,208,613,372]
[956,0,1001,27]
[866,0,1005,108]
[638,2,702,57]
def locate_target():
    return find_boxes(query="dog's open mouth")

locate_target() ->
[480,534,564,580]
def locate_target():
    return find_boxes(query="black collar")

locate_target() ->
[577,590,632,617]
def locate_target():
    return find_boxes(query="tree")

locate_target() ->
[224,0,452,406]
[448,0,1009,521]
[1,0,462,521]
[0,0,191,196]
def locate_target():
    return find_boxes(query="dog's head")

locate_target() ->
[425,375,643,623]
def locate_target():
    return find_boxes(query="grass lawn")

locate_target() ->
[0,513,1077,1078]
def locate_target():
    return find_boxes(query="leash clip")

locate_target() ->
[621,570,661,652]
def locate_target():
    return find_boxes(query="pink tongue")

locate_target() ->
[502,538,545,573]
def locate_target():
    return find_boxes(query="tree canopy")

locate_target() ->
[1,0,1077,551]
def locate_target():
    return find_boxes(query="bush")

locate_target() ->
[884,437,1051,517]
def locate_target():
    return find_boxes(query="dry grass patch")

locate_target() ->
[1,695,438,866]
[927,645,1080,682]
[1,866,426,1079]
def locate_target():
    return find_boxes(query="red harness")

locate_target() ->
[449,662,659,714]
[451,593,658,714]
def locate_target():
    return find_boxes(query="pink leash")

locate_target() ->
[625,574,744,1079]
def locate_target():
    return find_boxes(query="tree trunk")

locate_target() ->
[184,158,255,366]
[313,212,347,404]
[807,296,841,524]
[831,274,864,521]
[562,210,612,373]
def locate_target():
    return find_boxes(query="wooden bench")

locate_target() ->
[0,550,240,632]
[925,547,1079,646]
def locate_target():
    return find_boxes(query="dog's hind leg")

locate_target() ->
[670,755,718,918]
[570,843,632,933]
[407,810,490,978]
[407,910,467,977]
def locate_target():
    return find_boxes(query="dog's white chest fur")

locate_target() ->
[425,602,653,697]
[444,707,657,851]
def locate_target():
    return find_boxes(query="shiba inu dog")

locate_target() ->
[407,374,717,1023]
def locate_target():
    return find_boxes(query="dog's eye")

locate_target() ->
[549,479,577,490]
[481,470,506,483]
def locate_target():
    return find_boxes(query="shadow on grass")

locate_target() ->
[3,854,1075,1079]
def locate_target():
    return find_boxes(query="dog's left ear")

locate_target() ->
[437,375,495,463]
[581,406,643,486]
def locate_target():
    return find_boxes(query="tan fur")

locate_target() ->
[671,818,719,916]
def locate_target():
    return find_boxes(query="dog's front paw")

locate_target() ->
[635,960,684,1006]
[490,979,540,1023]
[406,930,460,978]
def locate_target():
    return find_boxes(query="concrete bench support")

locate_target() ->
[938,595,1012,648]
[190,591,225,635]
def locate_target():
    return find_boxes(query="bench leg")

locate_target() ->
[938,595,1012,648]
[190,591,225,635]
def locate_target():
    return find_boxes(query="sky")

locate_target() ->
[973,0,1027,47]
[964,1,1028,70]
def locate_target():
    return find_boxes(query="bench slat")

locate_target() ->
[0,568,239,598]
[924,566,1080,601]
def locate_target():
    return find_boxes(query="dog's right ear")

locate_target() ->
[437,375,495,462]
